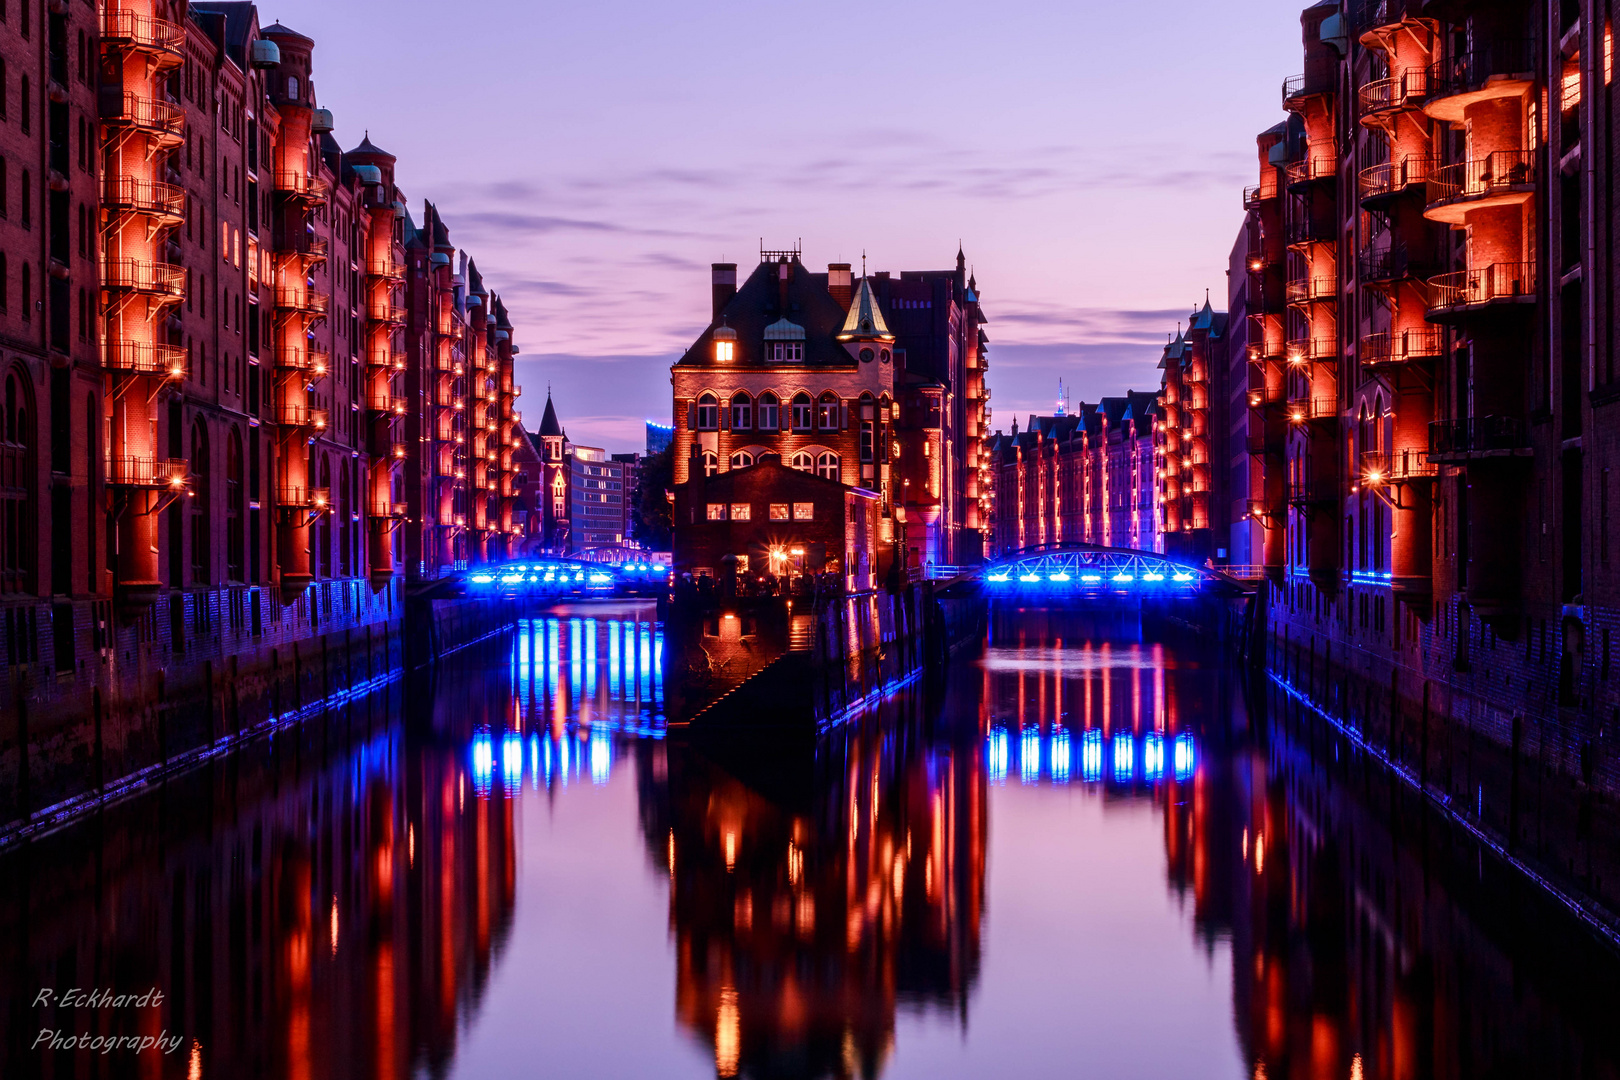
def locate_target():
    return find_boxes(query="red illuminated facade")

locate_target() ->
[988,392,1161,557]
[0,1,523,829]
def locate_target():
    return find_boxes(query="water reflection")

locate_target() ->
[3,604,1620,1079]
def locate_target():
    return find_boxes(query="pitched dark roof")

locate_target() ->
[677,258,859,368]
[191,3,258,66]
[537,394,564,438]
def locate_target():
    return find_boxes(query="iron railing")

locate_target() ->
[1426,151,1536,208]
[1361,448,1437,482]
[103,176,186,222]
[274,172,331,201]
[1427,40,1536,99]
[1428,262,1537,312]
[106,456,187,487]
[274,288,329,316]
[102,92,184,142]
[101,10,186,56]
[1283,71,1336,108]
[1287,476,1339,504]
[1428,416,1530,456]
[103,258,186,298]
[1358,155,1434,203]
[101,341,187,378]
[1361,327,1444,367]
[276,486,331,509]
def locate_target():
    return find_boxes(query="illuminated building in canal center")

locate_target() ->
[669,245,992,578]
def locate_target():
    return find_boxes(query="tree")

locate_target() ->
[632,445,673,551]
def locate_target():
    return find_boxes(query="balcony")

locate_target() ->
[1424,41,1536,124]
[1246,428,1283,456]
[370,501,409,520]
[1361,328,1443,371]
[103,177,185,226]
[371,350,407,371]
[277,486,331,511]
[1284,338,1337,366]
[1287,477,1338,506]
[370,300,407,325]
[275,403,329,430]
[1286,395,1339,424]
[285,235,328,263]
[1358,155,1434,209]
[102,92,184,148]
[1353,0,1428,38]
[1358,69,1433,122]
[275,345,329,376]
[1285,275,1337,306]
[274,288,329,317]
[1424,152,1536,224]
[1286,212,1336,247]
[1357,243,1434,286]
[101,341,187,379]
[1243,184,1279,210]
[106,456,187,488]
[1284,149,1338,190]
[370,394,409,418]
[366,260,405,282]
[1427,262,1537,318]
[274,172,331,204]
[100,11,186,66]
[103,258,186,300]
[1282,71,1335,110]
[1361,448,1437,484]
[1428,416,1531,461]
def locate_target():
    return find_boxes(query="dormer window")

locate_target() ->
[763,317,805,362]
[715,339,735,362]
[768,342,803,362]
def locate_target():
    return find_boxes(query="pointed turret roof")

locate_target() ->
[836,278,894,342]
[537,393,563,438]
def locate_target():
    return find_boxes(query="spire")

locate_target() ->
[537,391,563,438]
[836,277,894,342]
[956,243,966,273]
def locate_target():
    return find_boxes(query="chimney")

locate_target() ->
[827,263,852,308]
[776,257,791,314]
[711,263,737,320]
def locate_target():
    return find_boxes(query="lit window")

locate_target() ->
[715,339,735,362]
[706,503,727,521]
[816,452,840,482]
[791,393,812,431]
[816,394,839,429]
[730,503,751,521]
[792,502,814,521]
[769,503,790,521]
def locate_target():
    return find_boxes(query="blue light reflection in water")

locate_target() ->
[983,727,1199,789]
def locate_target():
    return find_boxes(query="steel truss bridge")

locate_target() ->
[933,544,1257,600]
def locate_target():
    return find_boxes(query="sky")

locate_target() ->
[263,0,1313,453]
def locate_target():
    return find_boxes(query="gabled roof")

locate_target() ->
[837,278,894,342]
[677,258,859,367]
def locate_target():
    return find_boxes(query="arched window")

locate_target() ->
[790,451,814,473]
[701,450,718,478]
[317,457,333,578]
[0,371,34,592]
[816,392,839,430]
[21,262,30,321]
[226,430,244,581]
[758,392,779,430]
[816,452,840,482]
[695,392,718,430]
[729,450,753,469]
[858,393,875,463]
[190,422,210,583]
[338,467,352,577]
[790,392,812,431]
[729,392,752,431]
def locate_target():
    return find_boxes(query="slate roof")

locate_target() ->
[676,258,859,368]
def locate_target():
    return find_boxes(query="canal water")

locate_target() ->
[3,601,1619,1079]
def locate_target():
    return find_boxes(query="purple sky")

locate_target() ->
[266,0,1310,453]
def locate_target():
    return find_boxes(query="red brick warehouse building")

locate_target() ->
[668,244,991,582]
[0,0,525,829]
